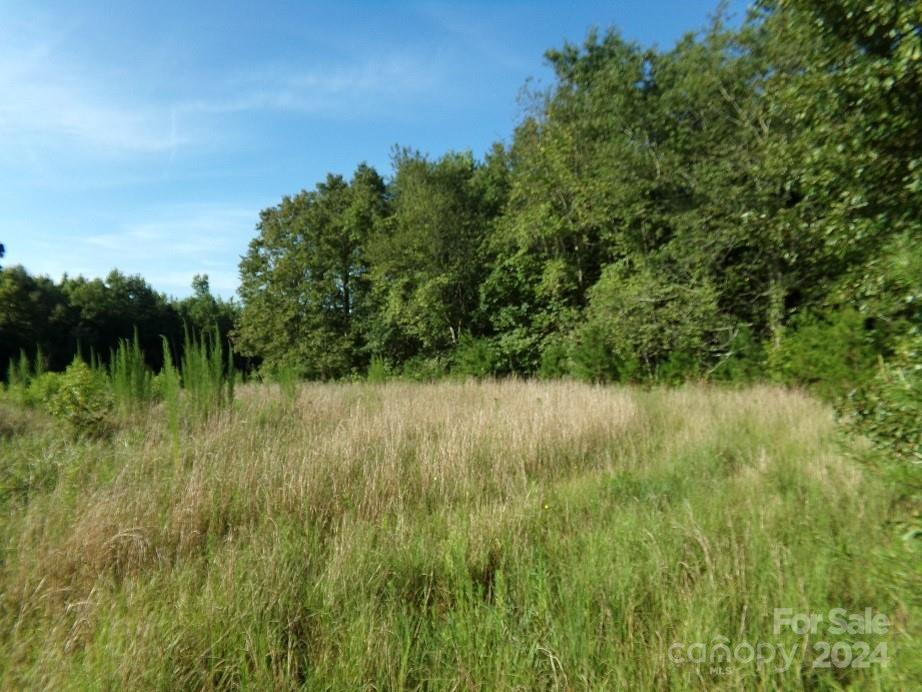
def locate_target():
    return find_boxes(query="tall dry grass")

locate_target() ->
[0,381,918,689]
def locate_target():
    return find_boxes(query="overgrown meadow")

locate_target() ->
[0,345,919,689]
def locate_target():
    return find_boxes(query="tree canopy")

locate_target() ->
[232,0,919,397]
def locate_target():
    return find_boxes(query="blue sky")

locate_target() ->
[1,0,749,298]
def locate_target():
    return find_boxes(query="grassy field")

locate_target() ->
[0,381,918,689]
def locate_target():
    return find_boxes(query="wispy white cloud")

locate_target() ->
[0,7,441,165]
[0,2,461,299]
[179,53,441,120]
[414,2,536,73]
[85,204,255,258]
[0,18,180,157]
[0,82,180,154]
[0,7,441,155]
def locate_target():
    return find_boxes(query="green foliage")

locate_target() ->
[769,308,878,400]
[577,262,721,381]
[237,166,386,378]
[109,330,156,412]
[174,274,239,346]
[844,232,921,350]
[0,267,244,382]
[656,350,701,385]
[1,0,919,466]
[180,327,235,421]
[451,335,496,378]
[10,351,29,389]
[708,324,765,383]
[400,355,448,382]
[61,271,182,373]
[4,349,53,406]
[223,0,920,464]
[265,362,301,401]
[366,355,390,383]
[537,336,570,380]
[367,150,498,361]
[159,336,182,453]
[0,268,71,380]
[848,334,922,466]
[568,322,623,383]
[6,350,32,392]
[25,371,63,408]
[46,359,113,438]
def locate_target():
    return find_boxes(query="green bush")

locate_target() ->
[180,327,235,419]
[26,371,63,409]
[569,322,624,383]
[109,331,156,411]
[770,307,878,400]
[47,359,114,438]
[709,324,765,383]
[366,355,390,383]
[655,349,700,385]
[5,349,43,406]
[452,335,496,378]
[400,355,447,382]
[538,336,570,380]
[848,334,922,466]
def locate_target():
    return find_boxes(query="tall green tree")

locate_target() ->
[366,149,503,363]
[237,165,387,377]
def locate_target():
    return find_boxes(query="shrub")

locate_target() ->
[452,335,496,378]
[47,359,114,438]
[769,307,877,400]
[655,349,700,385]
[479,329,540,376]
[400,356,447,382]
[538,336,570,380]
[569,322,624,383]
[181,327,235,419]
[847,334,922,466]
[367,355,390,383]
[5,349,38,406]
[26,371,63,409]
[709,324,765,383]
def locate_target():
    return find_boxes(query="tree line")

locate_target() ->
[0,267,239,377]
[235,1,919,391]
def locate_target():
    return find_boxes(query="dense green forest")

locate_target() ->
[0,267,238,373]
[2,0,920,459]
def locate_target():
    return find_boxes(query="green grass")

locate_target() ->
[0,382,918,689]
